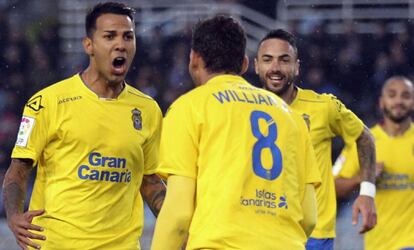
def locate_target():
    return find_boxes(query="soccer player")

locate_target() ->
[2,2,165,249]
[151,15,321,250]
[335,76,414,250]
[255,29,377,250]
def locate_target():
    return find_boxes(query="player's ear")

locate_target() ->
[379,95,384,110]
[189,50,203,70]
[254,56,259,74]
[83,36,93,56]
[295,59,300,76]
[240,55,249,75]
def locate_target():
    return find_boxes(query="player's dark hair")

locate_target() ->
[191,15,246,74]
[85,2,135,37]
[258,29,298,57]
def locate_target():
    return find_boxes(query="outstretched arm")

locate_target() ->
[352,126,377,234]
[140,174,166,217]
[3,158,45,250]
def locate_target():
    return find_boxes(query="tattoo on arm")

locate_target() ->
[356,127,376,183]
[140,174,166,217]
[2,158,33,218]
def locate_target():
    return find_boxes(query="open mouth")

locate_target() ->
[113,57,126,68]
[111,57,127,75]
[268,74,284,84]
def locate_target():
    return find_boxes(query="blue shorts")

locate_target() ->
[305,237,334,250]
[400,248,414,250]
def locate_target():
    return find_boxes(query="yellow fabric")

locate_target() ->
[290,88,364,238]
[12,74,162,250]
[337,124,414,250]
[158,75,320,250]
[151,175,195,250]
[301,184,317,237]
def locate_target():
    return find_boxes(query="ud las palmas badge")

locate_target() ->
[131,108,142,130]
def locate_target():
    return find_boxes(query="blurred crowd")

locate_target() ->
[1,6,414,216]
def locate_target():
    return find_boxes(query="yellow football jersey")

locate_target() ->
[12,74,162,250]
[336,124,414,250]
[158,75,320,250]
[290,88,364,238]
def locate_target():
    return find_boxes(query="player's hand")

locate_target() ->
[352,196,377,234]
[375,162,384,179]
[7,209,46,250]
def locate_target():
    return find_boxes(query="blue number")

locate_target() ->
[250,110,282,180]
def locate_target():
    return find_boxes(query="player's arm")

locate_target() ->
[140,174,166,217]
[353,126,377,233]
[355,126,376,185]
[300,184,317,237]
[335,175,361,199]
[2,158,45,250]
[151,175,195,250]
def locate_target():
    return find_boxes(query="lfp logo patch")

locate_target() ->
[16,116,35,147]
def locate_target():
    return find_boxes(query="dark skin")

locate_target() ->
[3,158,166,250]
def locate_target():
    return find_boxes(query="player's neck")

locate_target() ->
[281,85,297,105]
[381,118,411,137]
[80,67,125,99]
[200,72,234,86]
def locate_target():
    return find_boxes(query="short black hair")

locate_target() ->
[258,29,298,57]
[191,15,246,74]
[85,2,136,37]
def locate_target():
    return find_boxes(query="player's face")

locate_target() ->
[85,13,136,85]
[380,79,414,123]
[255,38,299,95]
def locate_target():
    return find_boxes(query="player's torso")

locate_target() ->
[365,125,414,250]
[186,76,306,249]
[290,89,337,238]
[30,77,155,249]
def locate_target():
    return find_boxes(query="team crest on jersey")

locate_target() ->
[26,95,44,111]
[302,113,311,130]
[131,108,142,130]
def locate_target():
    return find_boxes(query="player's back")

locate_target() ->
[169,75,307,249]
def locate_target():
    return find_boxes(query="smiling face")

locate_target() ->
[83,13,136,85]
[255,38,299,96]
[380,77,414,123]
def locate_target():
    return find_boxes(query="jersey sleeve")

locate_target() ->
[11,93,51,166]
[333,143,360,178]
[327,94,364,147]
[143,102,163,175]
[157,96,201,179]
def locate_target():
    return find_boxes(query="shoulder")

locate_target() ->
[25,75,80,112]
[297,88,339,104]
[33,74,79,98]
[125,84,161,112]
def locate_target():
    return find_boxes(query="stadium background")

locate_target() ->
[0,0,413,249]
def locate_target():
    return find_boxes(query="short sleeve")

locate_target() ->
[157,96,201,179]
[11,93,50,166]
[333,143,360,178]
[327,94,364,147]
[143,102,163,175]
